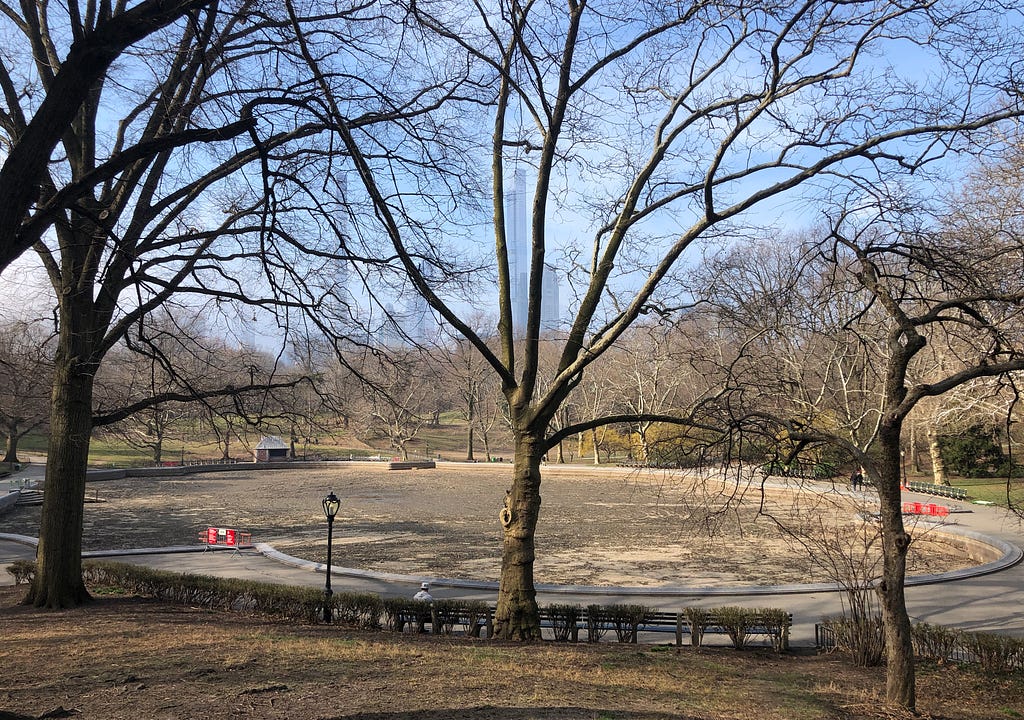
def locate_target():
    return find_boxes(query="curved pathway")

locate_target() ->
[2,461,1022,645]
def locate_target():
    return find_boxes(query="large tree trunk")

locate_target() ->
[493,431,544,640]
[25,329,95,608]
[875,424,916,710]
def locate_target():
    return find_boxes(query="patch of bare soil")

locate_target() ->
[2,586,1021,720]
[2,463,974,586]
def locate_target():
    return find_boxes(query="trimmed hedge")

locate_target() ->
[9,560,794,652]
[818,616,1024,673]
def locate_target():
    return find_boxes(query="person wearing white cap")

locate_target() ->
[413,582,433,602]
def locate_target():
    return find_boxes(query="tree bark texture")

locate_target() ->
[25,301,97,608]
[493,432,545,640]
[875,424,916,710]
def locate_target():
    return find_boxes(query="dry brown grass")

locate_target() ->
[2,587,1021,720]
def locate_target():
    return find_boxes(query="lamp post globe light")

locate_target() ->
[322,491,341,624]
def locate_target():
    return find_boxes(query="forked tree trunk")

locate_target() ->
[875,425,915,710]
[26,333,95,608]
[493,431,544,640]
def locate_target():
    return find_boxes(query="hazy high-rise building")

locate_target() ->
[403,263,436,345]
[506,169,560,336]
[507,169,530,333]
[540,265,560,332]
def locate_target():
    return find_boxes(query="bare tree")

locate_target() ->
[705,179,1024,709]
[4,0,393,608]
[360,351,432,460]
[0,318,54,464]
[441,335,497,461]
[289,2,1023,680]
[609,324,696,464]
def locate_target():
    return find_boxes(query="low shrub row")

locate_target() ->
[381,597,492,636]
[544,603,664,644]
[8,561,788,651]
[913,622,1024,672]
[9,560,498,636]
[817,616,1024,673]
[542,602,791,651]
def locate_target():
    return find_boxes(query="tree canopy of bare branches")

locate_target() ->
[284,4,1022,712]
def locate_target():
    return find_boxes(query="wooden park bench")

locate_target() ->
[538,606,792,650]
[389,601,493,637]
[386,601,791,651]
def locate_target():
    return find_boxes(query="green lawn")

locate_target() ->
[953,476,1024,507]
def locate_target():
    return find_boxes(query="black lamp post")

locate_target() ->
[322,490,340,623]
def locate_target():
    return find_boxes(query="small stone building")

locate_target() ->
[254,436,289,462]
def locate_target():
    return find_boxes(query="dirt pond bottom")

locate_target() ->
[3,462,977,587]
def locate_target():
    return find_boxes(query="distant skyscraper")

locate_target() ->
[506,169,560,336]
[403,263,436,345]
[540,265,560,332]
[507,169,530,334]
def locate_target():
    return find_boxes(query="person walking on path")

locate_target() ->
[850,468,863,491]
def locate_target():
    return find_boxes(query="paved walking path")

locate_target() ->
[3,461,1022,646]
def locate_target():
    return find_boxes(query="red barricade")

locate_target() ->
[202,526,249,546]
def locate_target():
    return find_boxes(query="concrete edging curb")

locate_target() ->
[252,518,1024,597]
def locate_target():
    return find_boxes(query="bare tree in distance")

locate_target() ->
[287,1,1021,705]
[0,319,54,464]
[359,349,434,460]
[93,316,314,464]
